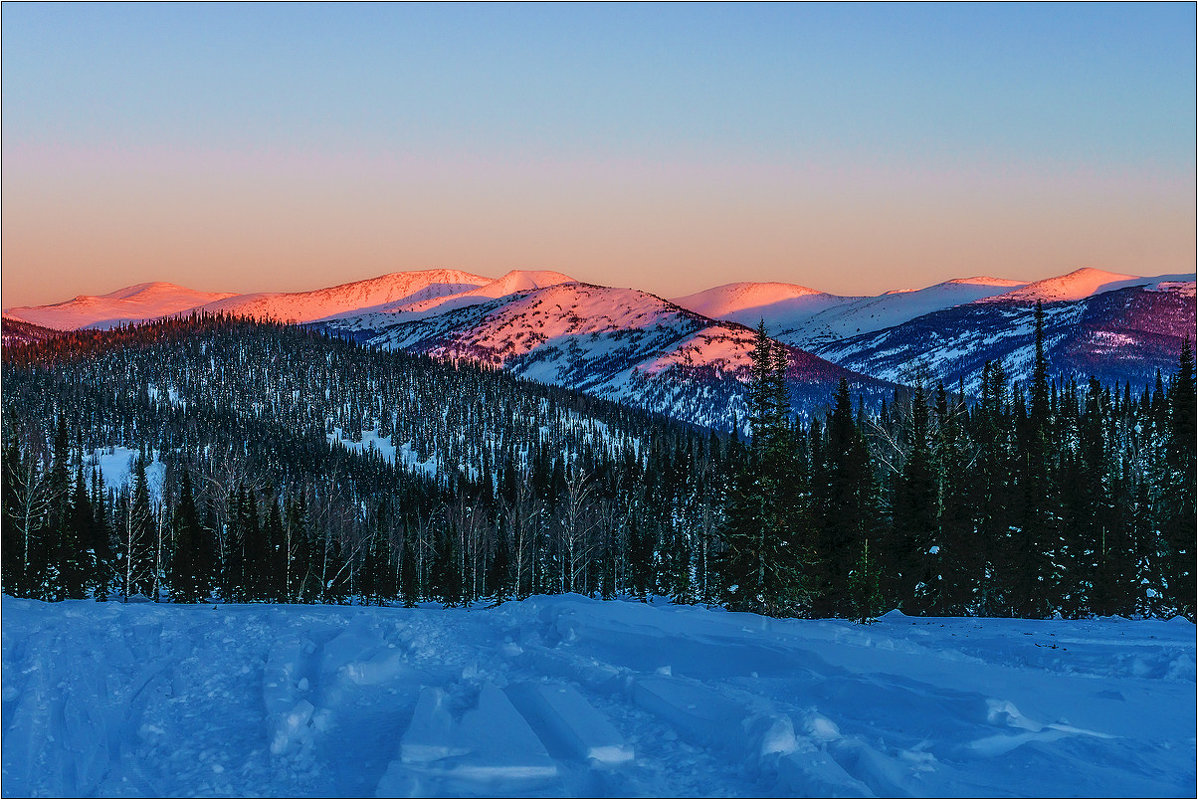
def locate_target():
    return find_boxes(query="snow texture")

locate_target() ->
[2,595,1193,798]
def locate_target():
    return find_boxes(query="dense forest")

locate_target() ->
[1,310,1194,619]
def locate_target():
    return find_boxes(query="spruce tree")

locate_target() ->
[1013,303,1057,618]
[61,466,96,600]
[487,523,513,603]
[813,378,875,617]
[847,538,884,624]
[719,324,808,616]
[1163,339,1197,617]
[890,386,938,613]
[168,470,212,603]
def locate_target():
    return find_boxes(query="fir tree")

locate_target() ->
[847,539,884,624]
[168,470,213,603]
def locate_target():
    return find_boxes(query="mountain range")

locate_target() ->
[5,265,1194,427]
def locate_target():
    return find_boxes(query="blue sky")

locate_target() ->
[3,3,1194,305]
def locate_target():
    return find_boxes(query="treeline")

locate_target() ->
[723,311,1195,621]
[1,311,1193,619]
[2,316,729,608]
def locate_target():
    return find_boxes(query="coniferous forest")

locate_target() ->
[2,310,1194,620]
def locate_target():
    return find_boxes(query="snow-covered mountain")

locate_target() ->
[343,269,576,323]
[197,268,492,323]
[8,266,1191,415]
[2,269,568,330]
[812,277,1197,392]
[324,282,893,428]
[977,267,1141,304]
[672,277,1028,350]
[3,282,237,331]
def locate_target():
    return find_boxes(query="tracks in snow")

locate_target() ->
[2,596,1193,797]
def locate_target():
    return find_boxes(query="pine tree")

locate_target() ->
[719,323,808,616]
[89,466,115,601]
[399,528,420,607]
[168,470,213,603]
[933,382,977,615]
[431,527,463,607]
[263,497,286,602]
[1012,303,1057,618]
[487,523,512,603]
[122,455,155,599]
[889,386,938,613]
[847,538,884,624]
[813,378,876,617]
[1163,338,1197,617]
[60,466,96,600]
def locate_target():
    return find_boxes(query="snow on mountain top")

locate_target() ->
[4,283,238,331]
[484,270,575,294]
[3,595,1193,797]
[983,268,1141,303]
[670,282,827,320]
[339,269,577,323]
[457,283,684,346]
[96,281,223,301]
[670,276,1043,351]
[944,276,1027,288]
[203,269,492,323]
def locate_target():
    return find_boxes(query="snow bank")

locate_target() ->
[1,596,1193,797]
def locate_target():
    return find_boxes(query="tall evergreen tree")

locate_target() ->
[168,470,213,603]
[889,386,938,612]
[1163,339,1197,617]
[719,323,808,616]
[812,379,876,617]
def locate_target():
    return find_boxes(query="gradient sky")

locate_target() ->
[3,2,1194,307]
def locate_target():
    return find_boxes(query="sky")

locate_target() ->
[3,2,1194,308]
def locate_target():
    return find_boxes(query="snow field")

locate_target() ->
[1,595,1193,798]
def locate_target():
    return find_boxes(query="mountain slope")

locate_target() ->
[348,269,576,323]
[672,277,1028,350]
[1,317,62,347]
[812,278,1197,391]
[979,267,1138,304]
[4,282,237,331]
[325,283,893,429]
[197,269,492,323]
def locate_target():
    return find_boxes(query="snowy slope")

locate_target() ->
[342,270,576,324]
[3,282,238,331]
[198,269,491,323]
[3,595,1192,798]
[2,270,555,331]
[813,278,1197,392]
[325,282,892,428]
[979,267,1140,303]
[672,277,1028,350]
[671,282,841,322]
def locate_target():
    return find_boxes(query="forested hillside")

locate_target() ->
[2,312,1194,618]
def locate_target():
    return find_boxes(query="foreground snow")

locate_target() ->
[2,596,1193,798]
